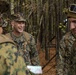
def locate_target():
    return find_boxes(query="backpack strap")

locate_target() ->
[23,31,31,44]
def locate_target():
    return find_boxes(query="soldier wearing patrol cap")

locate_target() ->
[57,4,76,75]
[6,13,40,75]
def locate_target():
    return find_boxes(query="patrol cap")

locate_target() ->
[67,4,76,18]
[10,13,26,22]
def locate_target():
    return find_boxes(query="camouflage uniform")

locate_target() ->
[0,34,27,75]
[6,31,40,75]
[56,29,76,75]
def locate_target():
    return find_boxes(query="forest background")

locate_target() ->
[0,0,76,75]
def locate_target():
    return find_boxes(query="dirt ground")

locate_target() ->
[38,48,56,75]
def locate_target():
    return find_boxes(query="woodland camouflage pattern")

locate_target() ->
[57,29,76,75]
[0,34,27,75]
[6,31,40,75]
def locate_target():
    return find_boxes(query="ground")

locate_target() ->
[38,47,56,75]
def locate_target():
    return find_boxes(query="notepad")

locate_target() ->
[27,66,42,74]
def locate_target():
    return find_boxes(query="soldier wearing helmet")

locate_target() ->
[57,4,76,75]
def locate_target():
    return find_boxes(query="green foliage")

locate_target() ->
[63,8,68,14]
[59,23,66,33]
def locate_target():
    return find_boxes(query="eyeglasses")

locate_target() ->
[69,4,76,13]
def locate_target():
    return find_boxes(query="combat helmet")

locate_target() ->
[67,4,76,18]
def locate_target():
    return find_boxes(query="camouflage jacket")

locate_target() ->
[56,30,76,75]
[6,31,40,75]
[0,34,27,75]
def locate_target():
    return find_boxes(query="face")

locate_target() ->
[68,18,76,30]
[0,27,3,34]
[68,18,76,34]
[11,21,25,34]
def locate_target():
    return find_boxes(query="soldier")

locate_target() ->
[56,4,76,75]
[6,13,40,75]
[0,24,27,75]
